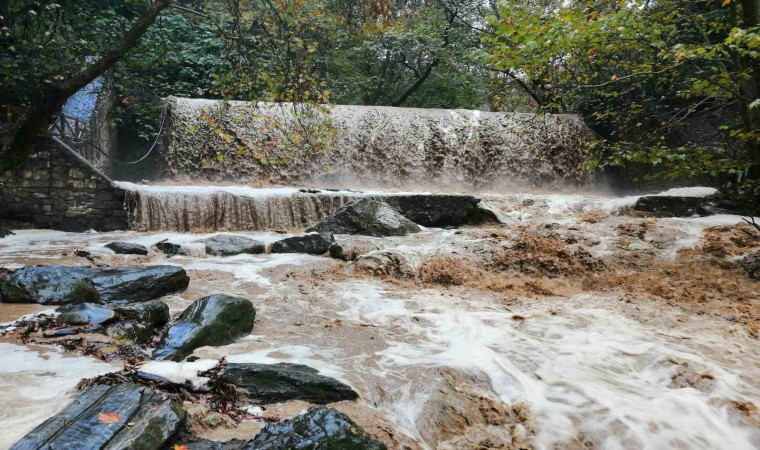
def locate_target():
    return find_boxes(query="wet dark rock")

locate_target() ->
[105,241,149,255]
[219,363,358,404]
[153,294,255,361]
[244,406,386,450]
[741,251,760,280]
[0,266,100,305]
[379,195,498,227]
[697,195,744,216]
[57,303,116,326]
[271,233,334,255]
[113,300,170,325]
[10,383,185,450]
[156,241,190,256]
[200,235,266,256]
[0,227,13,238]
[634,195,711,217]
[306,198,421,237]
[0,265,188,305]
[90,266,189,303]
[107,300,170,344]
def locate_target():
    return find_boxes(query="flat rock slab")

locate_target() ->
[10,382,185,450]
[378,194,498,227]
[0,265,189,305]
[153,294,255,361]
[219,363,358,404]
[270,233,334,255]
[306,198,421,237]
[199,235,266,256]
[105,242,149,255]
[243,406,386,450]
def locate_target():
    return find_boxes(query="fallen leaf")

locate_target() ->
[172,445,191,450]
[97,412,122,425]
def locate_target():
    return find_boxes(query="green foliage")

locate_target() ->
[0,0,151,111]
[482,0,760,213]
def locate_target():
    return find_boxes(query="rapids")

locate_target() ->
[0,188,758,449]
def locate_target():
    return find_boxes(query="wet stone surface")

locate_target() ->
[243,407,387,450]
[105,241,149,255]
[306,198,421,237]
[10,383,185,450]
[0,265,189,305]
[153,294,255,361]
[270,233,334,255]
[219,363,359,404]
[199,235,266,256]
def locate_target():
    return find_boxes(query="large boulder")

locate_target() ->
[10,383,185,450]
[0,266,99,304]
[90,266,190,303]
[306,198,421,237]
[153,294,255,361]
[633,195,709,217]
[379,195,498,227]
[219,363,358,404]
[199,235,266,256]
[244,407,386,450]
[0,265,189,305]
[105,242,149,256]
[270,233,334,255]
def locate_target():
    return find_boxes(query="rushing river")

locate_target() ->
[0,187,758,449]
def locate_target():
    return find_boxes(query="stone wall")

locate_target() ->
[159,98,597,189]
[0,139,129,231]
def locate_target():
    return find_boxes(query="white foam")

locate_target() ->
[657,186,718,197]
[0,344,118,448]
[336,283,760,449]
[138,359,219,389]
[175,252,322,285]
[226,345,348,383]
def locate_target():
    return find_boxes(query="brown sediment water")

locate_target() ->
[0,187,758,449]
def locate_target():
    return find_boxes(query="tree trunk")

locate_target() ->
[1,0,171,169]
[742,0,759,27]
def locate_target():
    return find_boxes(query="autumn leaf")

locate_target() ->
[722,0,731,6]
[172,445,190,450]
[97,412,122,425]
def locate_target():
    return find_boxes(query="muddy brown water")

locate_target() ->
[0,189,758,449]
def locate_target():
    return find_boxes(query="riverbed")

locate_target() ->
[1,189,758,449]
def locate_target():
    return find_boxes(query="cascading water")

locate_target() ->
[156,98,595,188]
[118,182,359,232]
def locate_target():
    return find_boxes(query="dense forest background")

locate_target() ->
[1,0,758,213]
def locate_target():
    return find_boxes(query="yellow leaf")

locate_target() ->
[172,445,190,450]
[97,412,122,425]
[722,0,730,6]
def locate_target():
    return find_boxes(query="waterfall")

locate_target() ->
[119,183,357,232]
[157,98,595,189]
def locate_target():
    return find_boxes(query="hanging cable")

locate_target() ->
[50,101,169,165]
